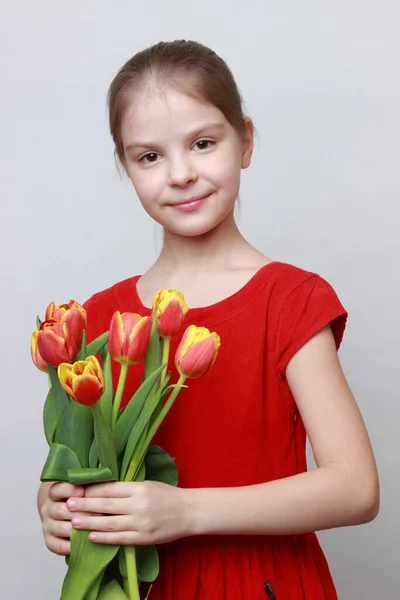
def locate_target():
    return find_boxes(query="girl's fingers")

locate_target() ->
[72,515,130,533]
[48,483,84,501]
[45,535,70,556]
[88,530,139,545]
[67,497,127,515]
[84,482,131,498]
[50,520,72,539]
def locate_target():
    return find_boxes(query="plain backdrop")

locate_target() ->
[1,2,398,598]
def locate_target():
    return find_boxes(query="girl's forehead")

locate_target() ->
[121,86,227,137]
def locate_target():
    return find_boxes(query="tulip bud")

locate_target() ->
[109,312,152,365]
[153,289,189,338]
[175,325,220,378]
[30,329,48,372]
[58,356,104,406]
[36,318,82,367]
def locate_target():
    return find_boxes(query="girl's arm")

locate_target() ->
[187,324,379,536]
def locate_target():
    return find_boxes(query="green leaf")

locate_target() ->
[118,547,127,579]
[144,316,161,380]
[145,445,178,486]
[120,389,162,481]
[40,443,81,482]
[136,545,159,583]
[60,529,119,600]
[87,331,109,358]
[85,571,103,600]
[67,467,116,485]
[56,401,93,468]
[36,315,42,328]
[47,365,69,419]
[76,330,88,361]
[98,346,113,428]
[89,439,98,468]
[43,386,57,445]
[114,364,165,456]
[98,580,128,599]
[93,403,118,480]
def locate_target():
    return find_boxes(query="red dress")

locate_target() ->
[83,261,347,600]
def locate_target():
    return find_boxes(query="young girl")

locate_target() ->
[38,40,379,599]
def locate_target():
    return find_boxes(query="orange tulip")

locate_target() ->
[30,329,48,372]
[153,290,189,338]
[175,325,221,378]
[36,319,83,367]
[109,312,152,365]
[58,356,104,406]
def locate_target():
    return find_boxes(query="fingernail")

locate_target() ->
[72,517,81,527]
[67,499,76,508]
[89,533,98,541]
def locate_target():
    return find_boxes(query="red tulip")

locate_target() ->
[36,319,82,367]
[35,300,87,367]
[153,289,189,338]
[58,356,104,406]
[175,325,220,378]
[109,312,152,365]
[30,329,48,372]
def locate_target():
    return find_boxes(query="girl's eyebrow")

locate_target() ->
[124,122,225,153]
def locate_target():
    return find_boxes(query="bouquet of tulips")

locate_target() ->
[31,290,220,600]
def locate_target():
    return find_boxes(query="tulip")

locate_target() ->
[153,289,189,339]
[58,356,104,406]
[109,311,152,427]
[175,325,221,378]
[36,318,83,367]
[30,329,48,372]
[109,312,152,366]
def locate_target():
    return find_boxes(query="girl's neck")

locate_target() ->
[153,213,255,276]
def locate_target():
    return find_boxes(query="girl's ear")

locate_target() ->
[241,117,254,169]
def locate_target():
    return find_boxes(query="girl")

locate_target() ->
[38,40,379,599]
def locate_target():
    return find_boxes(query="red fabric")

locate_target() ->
[83,261,347,599]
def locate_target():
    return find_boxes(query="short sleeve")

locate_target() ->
[275,275,348,380]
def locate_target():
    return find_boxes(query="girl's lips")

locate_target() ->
[170,194,211,212]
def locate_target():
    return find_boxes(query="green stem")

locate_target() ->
[124,375,186,482]
[160,338,170,386]
[112,363,129,429]
[124,545,140,600]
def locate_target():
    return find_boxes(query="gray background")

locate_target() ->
[1,1,398,598]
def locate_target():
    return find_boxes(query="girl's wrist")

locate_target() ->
[181,487,214,537]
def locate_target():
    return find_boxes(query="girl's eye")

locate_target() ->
[193,139,215,151]
[139,152,160,164]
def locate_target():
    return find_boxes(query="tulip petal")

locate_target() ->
[109,312,125,359]
[37,324,71,366]
[31,329,48,372]
[58,363,75,397]
[45,302,56,321]
[72,374,104,406]
[126,316,152,363]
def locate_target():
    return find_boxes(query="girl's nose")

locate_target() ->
[167,155,198,187]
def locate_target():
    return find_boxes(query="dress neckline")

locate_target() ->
[132,261,281,322]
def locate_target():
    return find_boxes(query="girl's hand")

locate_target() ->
[39,482,87,555]
[66,481,191,546]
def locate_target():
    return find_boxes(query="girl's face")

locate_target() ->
[121,85,253,237]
